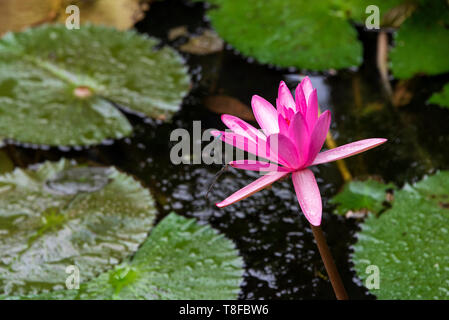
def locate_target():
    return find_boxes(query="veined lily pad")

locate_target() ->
[4,213,244,300]
[196,0,363,70]
[352,171,449,299]
[0,159,157,296]
[330,179,395,216]
[390,1,449,79]
[428,83,449,109]
[0,24,190,146]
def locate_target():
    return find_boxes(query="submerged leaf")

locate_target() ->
[5,213,244,300]
[179,30,224,55]
[0,24,190,146]
[353,171,449,299]
[0,159,156,296]
[204,95,255,122]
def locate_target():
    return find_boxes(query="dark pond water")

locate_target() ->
[6,0,449,299]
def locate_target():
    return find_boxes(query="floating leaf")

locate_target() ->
[353,171,449,299]
[428,83,449,108]
[0,159,157,296]
[390,1,449,79]
[196,0,363,70]
[0,0,153,35]
[5,213,244,300]
[330,179,395,216]
[0,24,190,146]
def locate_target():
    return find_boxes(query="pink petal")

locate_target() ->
[216,171,289,207]
[278,114,289,135]
[230,160,292,172]
[267,133,301,169]
[306,89,319,128]
[252,95,279,135]
[292,169,322,226]
[300,76,314,101]
[311,138,388,166]
[211,131,288,166]
[277,81,296,114]
[295,83,307,114]
[288,111,310,164]
[221,114,266,142]
[284,107,295,122]
[307,110,331,165]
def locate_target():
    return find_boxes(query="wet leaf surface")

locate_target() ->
[5,213,243,300]
[0,159,156,296]
[353,171,449,299]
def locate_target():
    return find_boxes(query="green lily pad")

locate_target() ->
[353,171,449,299]
[330,179,395,216]
[0,24,190,146]
[4,213,244,300]
[196,0,363,70]
[428,83,449,108]
[390,1,449,79]
[0,159,157,296]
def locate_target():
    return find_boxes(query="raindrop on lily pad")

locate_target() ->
[45,167,112,195]
[0,24,190,146]
[0,159,157,296]
[4,213,244,300]
[352,171,449,299]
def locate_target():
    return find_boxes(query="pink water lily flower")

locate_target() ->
[211,77,386,226]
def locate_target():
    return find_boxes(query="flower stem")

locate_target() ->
[310,224,348,300]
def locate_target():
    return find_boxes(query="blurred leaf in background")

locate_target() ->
[428,83,449,109]
[390,0,449,79]
[0,0,154,35]
[0,0,61,35]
